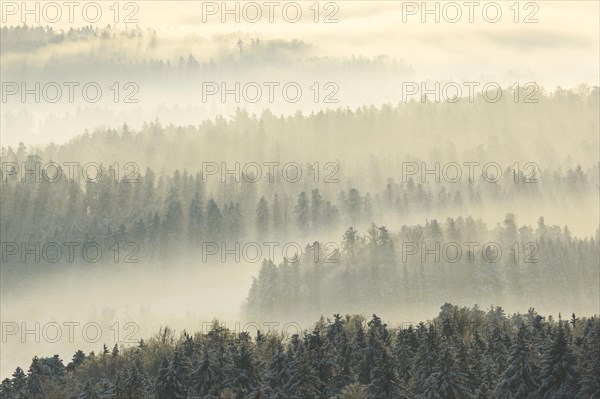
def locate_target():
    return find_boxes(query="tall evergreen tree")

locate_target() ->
[206,199,223,242]
[256,196,269,241]
[295,191,310,236]
[577,319,600,398]
[188,191,204,246]
[79,381,100,399]
[155,351,187,399]
[194,351,218,397]
[535,321,580,398]
[421,345,472,399]
[311,189,323,232]
[495,324,539,399]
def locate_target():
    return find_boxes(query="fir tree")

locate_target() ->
[155,351,187,399]
[577,319,600,398]
[205,198,223,242]
[294,191,310,236]
[421,345,472,399]
[256,196,270,240]
[536,321,580,398]
[79,381,100,399]
[194,351,218,397]
[495,324,539,399]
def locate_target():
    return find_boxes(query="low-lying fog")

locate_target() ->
[2,201,598,379]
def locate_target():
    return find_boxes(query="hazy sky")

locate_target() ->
[2,1,599,146]
[156,0,600,86]
[2,0,599,86]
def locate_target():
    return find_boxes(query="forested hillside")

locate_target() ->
[1,305,599,399]
[244,220,599,321]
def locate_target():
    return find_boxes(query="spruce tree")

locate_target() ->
[294,191,310,236]
[495,324,539,399]
[256,196,270,240]
[188,191,204,246]
[265,344,290,396]
[421,345,472,399]
[577,319,600,398]
[229,334,258,396]
[536,321,580,398]
[155,351,187,399]
[205,198,223,242]
[78,381,100,399]
[311,189,323,232]
[194,351,218,397]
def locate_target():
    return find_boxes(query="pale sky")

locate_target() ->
[1,1,599,146]
[2,1,599,87]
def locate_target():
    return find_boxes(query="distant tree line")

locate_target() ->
[1,151,595,249]
[1,25,407,80]
[244,216,599,321]
[2,85,597,181]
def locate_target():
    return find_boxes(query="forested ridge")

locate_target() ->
[1,25,407,85]
[1,95,597,250]
[2,150,598,314]
[1,152,595,248]
[1,304,598,399]
[2,98,599,327]
[4,87,598,173]
[244,219,599,320]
